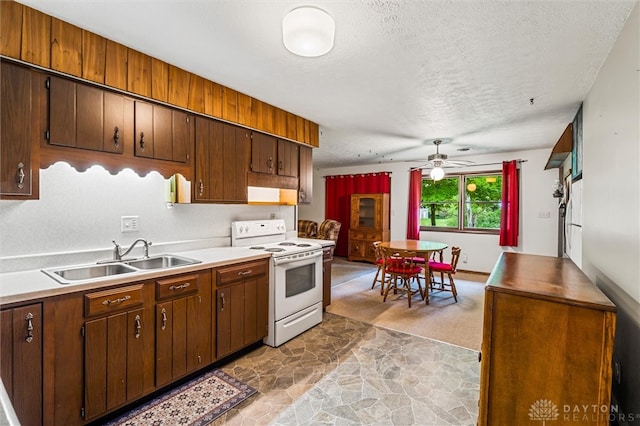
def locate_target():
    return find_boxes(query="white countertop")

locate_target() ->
[0,246,272,306]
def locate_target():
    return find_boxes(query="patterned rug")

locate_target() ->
[104,369,257,426]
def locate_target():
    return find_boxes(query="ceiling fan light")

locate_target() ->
[430,167,445,181]
[282,6,335,57]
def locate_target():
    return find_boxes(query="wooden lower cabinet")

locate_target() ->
[215,260,269,358]
[155,272,212,387]
[478,253,616,426]
[82,283,154,422]
[0,303,43,426]
[322,247,333,309]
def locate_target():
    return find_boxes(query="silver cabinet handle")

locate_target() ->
[169,282,191,291]
[134,314,142,339]
[199,179,204,196]
[139,132,145,150]
[220,292,225,311]
[25,312,34,343]
[17,162,25,189]
[161,308,167,331]
[102,295,131,305]
[268,157,273,171]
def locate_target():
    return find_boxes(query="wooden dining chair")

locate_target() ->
[428,246,461,302]
[381,247,424,308]
[371,241,386,294]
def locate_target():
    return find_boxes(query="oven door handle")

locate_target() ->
[272,250,323,266]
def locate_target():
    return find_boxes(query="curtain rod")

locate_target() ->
[409,159,527,171]
[322,171,393,178]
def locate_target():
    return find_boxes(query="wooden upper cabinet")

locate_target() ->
[21,6,50,67]
[151,58,169,102]
[134,100,192,163]
[104,40,128,91]
[1,61,38,199]
[194,117,248,203]
[168,65,190,109]
[250,132,277,174]
[277,139,299,178]
[82,30,107,84]
[48,75,77,148]
[298,145,313,204]
[127,50,152,98]
[0,1,23,58]
[49,74,127,154]
[51,18,82,77]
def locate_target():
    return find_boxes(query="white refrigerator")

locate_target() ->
[565,179,582,268]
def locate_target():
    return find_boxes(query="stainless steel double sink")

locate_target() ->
[42,254,201,285]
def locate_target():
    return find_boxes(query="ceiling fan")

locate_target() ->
[418,140,475,180]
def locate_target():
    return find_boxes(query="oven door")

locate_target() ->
[273,250,323,321]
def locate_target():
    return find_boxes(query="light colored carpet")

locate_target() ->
[330,256,377,286]
[327,269,486,351]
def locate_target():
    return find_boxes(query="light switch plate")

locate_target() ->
[121,216,139,232]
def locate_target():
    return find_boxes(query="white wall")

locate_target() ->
[0,162,295,271]
[581,1,640,302]
[300,148,559,273]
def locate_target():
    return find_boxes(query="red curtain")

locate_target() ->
[406,169,422,239]
[500,160,519,246]
[325,172,391,257]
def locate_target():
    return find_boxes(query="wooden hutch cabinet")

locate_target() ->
[348,193,390,263]
[478,252,616,426]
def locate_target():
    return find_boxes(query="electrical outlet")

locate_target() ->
[121,216,139,233]
[270,213,276,219]
[614,360,621,384]
[538,211,551,219]
[462,254,468,263]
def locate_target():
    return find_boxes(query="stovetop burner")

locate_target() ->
[265,247,286,253]
[278,242,297,246]
[250,246,266,250]
[297,243,312,247]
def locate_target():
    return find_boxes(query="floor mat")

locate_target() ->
[104,369,257,426]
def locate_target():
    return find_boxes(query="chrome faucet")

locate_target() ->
[112,239,152,260]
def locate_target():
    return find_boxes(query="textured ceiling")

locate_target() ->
[19,0,636,168]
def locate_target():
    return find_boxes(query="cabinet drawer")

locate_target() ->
[349,230,365,239]
[156,274,199,301]
[216,261,268,287]
[365,232,382,240]
[84,284,144,317]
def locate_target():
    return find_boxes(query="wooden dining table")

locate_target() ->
[378,240,449,304]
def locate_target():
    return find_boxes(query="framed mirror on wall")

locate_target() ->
[572,103,583,181]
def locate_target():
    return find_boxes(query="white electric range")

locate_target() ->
[231,219,323,347]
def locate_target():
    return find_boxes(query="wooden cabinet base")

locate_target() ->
[478,253,616,426]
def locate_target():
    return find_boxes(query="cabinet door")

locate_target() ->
[152,104,172,160]
[0,304,42,426]
[103,91,126,154]
[172,110,190,163]
[216,283,245,358]
[155,303,173,387]
[224,124,249,202]
[1,62,34,197]
[277,139,299,177]
[84,307,145,420]
[298,146,313,204]
[250,132,276,174]
[194,116,211,200]
[48,75,76,147]
[76,84,104,151]
[134,101,154,158]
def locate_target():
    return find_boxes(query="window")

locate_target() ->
[420,172,502,232]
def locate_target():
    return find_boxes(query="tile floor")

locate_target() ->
[214,313,480,425]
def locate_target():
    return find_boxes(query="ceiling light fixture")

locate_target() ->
[430,167,445,181]
[282,6,335,57]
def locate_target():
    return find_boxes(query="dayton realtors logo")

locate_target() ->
[529,399,560,425]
